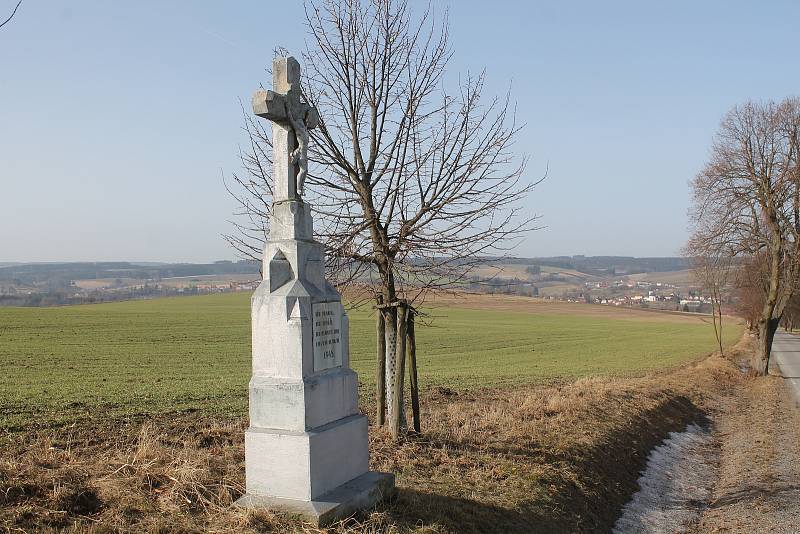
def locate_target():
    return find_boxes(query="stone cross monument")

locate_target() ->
[235,56,393,526]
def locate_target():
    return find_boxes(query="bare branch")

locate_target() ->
[0,0,21,30]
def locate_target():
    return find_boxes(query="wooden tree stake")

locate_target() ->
[407,309,420,433]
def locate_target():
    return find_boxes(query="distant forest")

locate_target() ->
[496,256,689,276]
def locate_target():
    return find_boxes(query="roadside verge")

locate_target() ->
[688,369,800,533]
[0,345,748,533]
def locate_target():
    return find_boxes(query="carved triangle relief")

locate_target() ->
[268,249,294,292]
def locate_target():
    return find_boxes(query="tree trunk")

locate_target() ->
[711,298,721,355]
[384,305,400,425]
[376,300,386,426]
[712,287,724,357]
[755,316,780,375]
[390,305,408,439]
[717,300,724,356]
[753,228,783,375]
[407,310,420,433]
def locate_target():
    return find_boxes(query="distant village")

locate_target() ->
[579,279,712,313]
[470,259,714,314]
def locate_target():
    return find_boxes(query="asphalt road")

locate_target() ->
[771,331,800,402]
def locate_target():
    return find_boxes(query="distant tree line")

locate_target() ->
[0,261,260,286]
[463,275,539,297]
[498,256,690,276]
[0,284,236,308]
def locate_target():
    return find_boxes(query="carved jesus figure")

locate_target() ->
[288,107,311,197]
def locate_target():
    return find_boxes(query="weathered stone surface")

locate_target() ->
[252,89,287,122]
[273,55,301,94]
[248,369,359,431]
[244,415,369,501]
[269,201,313,241]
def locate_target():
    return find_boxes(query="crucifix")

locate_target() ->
[238,55,394,523]
[252,56,319,201]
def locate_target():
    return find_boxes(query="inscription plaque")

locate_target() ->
[312,301,342,371]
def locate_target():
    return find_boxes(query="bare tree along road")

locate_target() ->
[771,331,800,403]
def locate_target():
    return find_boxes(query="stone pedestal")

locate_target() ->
[236,200,393,525]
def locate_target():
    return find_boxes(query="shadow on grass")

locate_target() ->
[382,488,556,534]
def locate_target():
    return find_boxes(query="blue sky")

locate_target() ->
[2,0,798,262]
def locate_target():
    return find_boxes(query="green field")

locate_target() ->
[0,293,741,430]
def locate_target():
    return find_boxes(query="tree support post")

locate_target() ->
[407,309,420,433]
[391,304,408,439]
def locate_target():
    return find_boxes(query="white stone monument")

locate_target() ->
[235,56,393,526]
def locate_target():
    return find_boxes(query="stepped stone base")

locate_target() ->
[235,471,395,527]
[244,415,369,500]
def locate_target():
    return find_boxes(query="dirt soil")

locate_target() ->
[688,374,800,533]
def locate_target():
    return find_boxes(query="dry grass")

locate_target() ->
[0,344,747,533]
[0,419,254,533]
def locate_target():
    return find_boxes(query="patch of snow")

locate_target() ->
[613,423,717,534]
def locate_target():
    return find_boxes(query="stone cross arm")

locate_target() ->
[252,89,319,129]
[251,55,319,129]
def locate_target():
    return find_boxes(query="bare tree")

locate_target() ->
[688,98,800,375]
[684,235,732,356]
[226,0,537,435]
[0,0,21,31]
